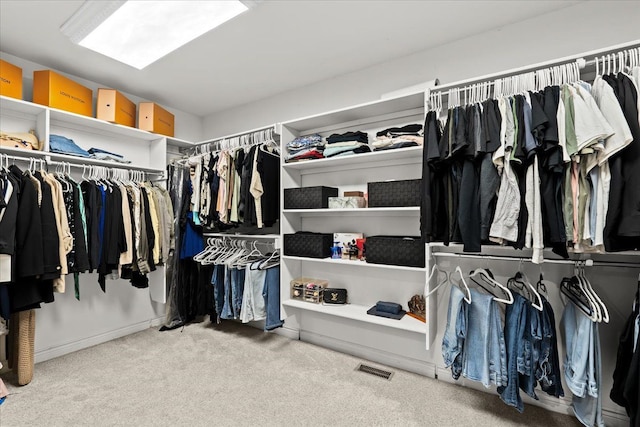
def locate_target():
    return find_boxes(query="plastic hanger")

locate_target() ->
[578,262,609,323]
[516,270,543,311]
[560,275,597,321]
[424,264,450,299]
[469,268,514,304]
[449,266,472,304]
[573,262,600,322]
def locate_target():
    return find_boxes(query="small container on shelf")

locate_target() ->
[328,196,367,209]
[367,179,421,207]
[284,232,334,259]
[364,235,424,268]
[290,277,329,304]
[284,186,338,209]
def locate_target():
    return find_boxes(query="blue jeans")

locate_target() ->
[49,134,91,157]
[442,286,467,380]
[221,267,234,320]
[232,267,245,319]
[240,263,266,323]
[211,265,225,322]
[572,322,604,427]
[462,289,507,388]
[262,265,283,331]
[498,293,528,413]
[518,304,542,400]
[537,297,564,398]
[562,301,594,397]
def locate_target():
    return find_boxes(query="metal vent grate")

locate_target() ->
[355,363,394,380]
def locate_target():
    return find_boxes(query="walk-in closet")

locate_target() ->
[1,1,639,426]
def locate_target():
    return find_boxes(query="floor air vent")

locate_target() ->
[355,363,394,380]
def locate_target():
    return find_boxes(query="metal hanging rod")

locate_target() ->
[188,124,279,156]
[431,251,640,269]
[426,40,640,104]
[0,152,165,176]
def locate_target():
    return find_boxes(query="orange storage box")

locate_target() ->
[0,59,23,99]
[138,102,174,137]
[33,70,92,116]
[96,89,136,127]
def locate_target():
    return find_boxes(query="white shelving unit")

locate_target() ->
[279,92,436,374]
[282,300,426,334]
[0,93,171,363]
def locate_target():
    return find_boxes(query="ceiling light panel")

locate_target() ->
[62,0,248,70]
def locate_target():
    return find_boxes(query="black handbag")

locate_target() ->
[322,288,348,304]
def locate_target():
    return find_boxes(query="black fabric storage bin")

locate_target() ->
[284,232,334,258]
[367,179,421,207]
[284,186,339,209]
[365,236,424,268]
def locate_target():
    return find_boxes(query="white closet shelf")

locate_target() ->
[203,233,280,239]
[166,137,195,148]
[283,207,419,216]
[0,95,47,116]
[49,152,164,173]
[282,255,425,272]
[49,108,161,142]
[282,299,426,334]
[282,92,424,133]
[282,146,422,171]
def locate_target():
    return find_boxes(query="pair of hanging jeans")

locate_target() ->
[562,301,604,427]
[519,303,543,400]
[461,289,507,388]
[442,285,468,380]
[211,264,225,322]
[263,265,283,331]
[498,293,528,412]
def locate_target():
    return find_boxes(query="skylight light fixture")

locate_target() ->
[61,0,250,70]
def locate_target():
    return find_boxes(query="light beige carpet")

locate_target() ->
[1,321,580,426]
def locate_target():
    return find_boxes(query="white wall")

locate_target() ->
[203,1,640,138]
[0,52,203,142]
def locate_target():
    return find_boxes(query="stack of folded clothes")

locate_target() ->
[286,134,325,162]
[372,124,423,151]
[323,131,371,157]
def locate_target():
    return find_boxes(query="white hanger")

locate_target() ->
[579,262,609,323]
[424,263,450,299]
[450,266,472,304]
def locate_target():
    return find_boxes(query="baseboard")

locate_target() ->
[435,366,629,427]
[35,317,165,364]
[300,330,437,378]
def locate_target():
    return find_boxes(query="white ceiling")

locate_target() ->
[0,0,581,117]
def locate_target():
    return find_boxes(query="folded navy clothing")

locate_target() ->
[367,301,406,320]
[326,131,368,144]
[88,147,124,158]
[374,141,419,151]
[376,124,423,137]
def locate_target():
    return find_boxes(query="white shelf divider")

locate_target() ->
[282,146,422,172]
[282,255,425,272]
[282,299,426,334]
[283,207,419,217]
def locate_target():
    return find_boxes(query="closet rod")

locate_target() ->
[431,252,640,269]
[426,40,640,96]
[192,124,279,148]
[0,152,165,175]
